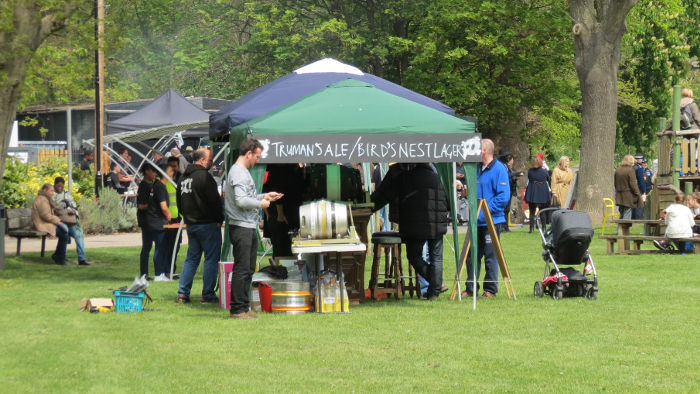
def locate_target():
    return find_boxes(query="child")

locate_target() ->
[653,193,697,252]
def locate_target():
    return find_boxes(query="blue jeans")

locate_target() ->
[405,237,443,297]
[178,223,222,299]
[379,206,389,231]
[418,241,430,294]
[465,225,500,294]
[140,228,166,277]
[618,206,633,220]
[54,223,70,260]
[67,222,87,262]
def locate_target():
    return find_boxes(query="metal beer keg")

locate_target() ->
[270,281,313,314]
[298,200,349,239]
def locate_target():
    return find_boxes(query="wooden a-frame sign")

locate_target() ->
[450,199,516,301]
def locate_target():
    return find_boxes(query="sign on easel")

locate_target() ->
[450,199,516,301]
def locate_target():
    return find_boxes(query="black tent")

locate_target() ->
[107,89,209,137]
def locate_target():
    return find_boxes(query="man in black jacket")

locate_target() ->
[371,163,450,300]
[176,148,224,304]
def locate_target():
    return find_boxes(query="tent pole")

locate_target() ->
[114,139,175,186]
[101,144,140,190]
[465,164,479,310]
[66,107,73,192]
[212,142,229,164]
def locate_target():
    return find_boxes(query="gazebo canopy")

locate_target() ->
[229,79,479,164]
[107,89,209,137]
[209,58,455,140]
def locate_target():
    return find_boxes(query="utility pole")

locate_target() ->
[94,0,105,197]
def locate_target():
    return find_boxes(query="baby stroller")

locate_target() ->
[533,208,598,300]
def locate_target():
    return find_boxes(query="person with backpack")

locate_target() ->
[680,88,700,137]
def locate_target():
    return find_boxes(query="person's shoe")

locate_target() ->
[78,260,91,266]
[460,291,473,298]
[144,275,154,281]
[653,239,669,251]
[201,296,220,304]
[154,273,171,282]
[440,282,449,293]
[245,311,259,319]
[176,295,191,304]
[482,291,496,298]
[51,254,67,265]
[427,296,438,301]
[230,312,254,319]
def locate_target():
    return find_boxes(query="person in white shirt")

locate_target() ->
[654,193,696,252]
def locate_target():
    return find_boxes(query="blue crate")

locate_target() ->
[113,291,145,313]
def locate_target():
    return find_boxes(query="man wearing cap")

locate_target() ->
[52,177,90,265]
[632,154,646,219]
[137,163,171,280]
[183,145,195,164]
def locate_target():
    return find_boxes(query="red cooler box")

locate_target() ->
[218,262,234,309]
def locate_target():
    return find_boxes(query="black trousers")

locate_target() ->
[228,225,258,314]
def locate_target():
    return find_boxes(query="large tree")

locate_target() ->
[569,0,639,222]
[0,0,80,184]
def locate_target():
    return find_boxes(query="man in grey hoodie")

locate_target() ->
[225,138,282,319]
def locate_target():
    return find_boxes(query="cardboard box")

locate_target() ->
[80,298,114,312]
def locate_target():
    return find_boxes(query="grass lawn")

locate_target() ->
[1,226,698,392]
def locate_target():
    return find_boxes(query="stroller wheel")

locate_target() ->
[533,281,544,298]
[585,287,598,300]
[552,287,564,300]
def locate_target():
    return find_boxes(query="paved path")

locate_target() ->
[3,231,189,255]
[4,223,524,255]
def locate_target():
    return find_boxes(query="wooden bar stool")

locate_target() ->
[368,232,421,300]
[369,232,402,300]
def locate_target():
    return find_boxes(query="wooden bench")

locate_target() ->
[599,234,700,255]
[6,208,49,257]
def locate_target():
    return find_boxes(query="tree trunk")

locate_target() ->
[492,107,529,224]
[569,0,638,223]
[0,1,78,186]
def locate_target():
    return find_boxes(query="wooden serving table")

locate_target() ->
[292,242,366,312]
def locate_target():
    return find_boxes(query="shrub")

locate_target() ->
[79,188,137,234]
[1,157,95,208]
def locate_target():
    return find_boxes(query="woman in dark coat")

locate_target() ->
[614,154,641,220]
[524,156,551,233]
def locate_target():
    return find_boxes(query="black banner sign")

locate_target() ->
[255,133,481,163]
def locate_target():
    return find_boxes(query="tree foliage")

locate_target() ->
[617,0,700,158]
[5,0,700,209]
[0,0,81,184]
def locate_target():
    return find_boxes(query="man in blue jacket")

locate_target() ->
[462,139,510,298]
[632,154,646,219]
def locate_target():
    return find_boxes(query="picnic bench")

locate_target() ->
[6,208,49,256]
[599,219,700,255]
